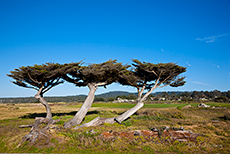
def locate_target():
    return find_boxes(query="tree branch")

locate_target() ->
[157,75,172,87]
[137,83,146,101]
[35,87,43,98]
[157,75,177,88]
[42,78,62,94]
[158,83,171,88]
[141,73,161,102]
[27,73,41,84]
[150,70,158,76]
[95,82,107,87]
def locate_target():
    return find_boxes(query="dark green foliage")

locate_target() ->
[131,59,186,88]
[221,112,230,120]
[116,95,127,99]
[118,59,186,90]
[117,59,186,103]
[6,63,71,95]
[107,97,115,101]
[126,94,137,100]
[94,97,106,102]
[63,60,129,87]
[215,96,228,102]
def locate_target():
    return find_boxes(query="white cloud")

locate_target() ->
[213,64,220,68]
[196,33,228,43]
[192,81,210,86]
[161,48,165,52]
[186,62,191,66]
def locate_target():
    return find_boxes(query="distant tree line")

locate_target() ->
[1,90,229,103]
[148,90,230,102]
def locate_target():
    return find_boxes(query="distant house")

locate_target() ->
[113,97,135,103]
[159,97,166,101]
[199,98,208,101]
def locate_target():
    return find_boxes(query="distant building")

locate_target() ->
[159,97,165,101]
[113,97,135,103]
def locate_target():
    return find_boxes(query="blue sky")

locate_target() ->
[0,0,229,97]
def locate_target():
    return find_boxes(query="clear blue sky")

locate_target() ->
[0,0,229,97]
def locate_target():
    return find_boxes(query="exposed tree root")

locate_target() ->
[19,117,60,128]
[19,117,60,144]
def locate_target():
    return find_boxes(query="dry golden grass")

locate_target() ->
[0,103,78,120]
[0,102,229,153]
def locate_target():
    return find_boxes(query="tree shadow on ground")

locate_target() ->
[20,110,100,119]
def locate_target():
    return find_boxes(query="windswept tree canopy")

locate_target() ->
[119,59,186,88]
[133,59,186,88]
[64,59,129,87]
[118,59,186,101]
[7,63,66,96]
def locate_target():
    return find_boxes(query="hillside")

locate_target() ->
[1,90,229,103]
[0,91,133,103]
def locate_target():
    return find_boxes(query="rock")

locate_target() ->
[164,126,169,130]
[198,103,210,108]
[151,127,158,132]
[183,105,191,109]
[87,129,96,135]
[100,127,200,143]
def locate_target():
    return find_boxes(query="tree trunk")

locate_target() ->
[64,83,97,128]
[114,101,144,123]
[74,116,115,129]
[74,101,145,129]
[35,94,52,119]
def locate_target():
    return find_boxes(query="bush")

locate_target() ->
[169,112,185,119]
[107,97,115,101]
[215,96,228,102]
[222,113,230,120]
[94,97,105,102]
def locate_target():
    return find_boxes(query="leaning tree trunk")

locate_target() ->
[64,83,97,128]
[114,101,144,123]
[74,101,145,129]
[35,93,52,119]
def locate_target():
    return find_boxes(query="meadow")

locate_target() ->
[0,101,229,153]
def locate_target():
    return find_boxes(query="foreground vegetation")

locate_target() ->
[0,101,229,153]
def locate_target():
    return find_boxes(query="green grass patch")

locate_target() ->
[92,103,136,108]
[65,102,230,109]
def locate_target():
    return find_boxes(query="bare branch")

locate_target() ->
[158,83,171,88]
[95,82,107,86]
[141,72,161,101]
[27,73,41,84]
[138,83,146,101]
[42,78,62,94]
[35,87,43,97]
[150,70,158,76]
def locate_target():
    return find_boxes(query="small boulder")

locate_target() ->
[183,105,191,109]
[198,103,210,108]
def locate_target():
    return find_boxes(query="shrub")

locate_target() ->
[222,112,230,120]
[169,112,185,119]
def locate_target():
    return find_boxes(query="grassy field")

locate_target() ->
[0,102,229,153]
